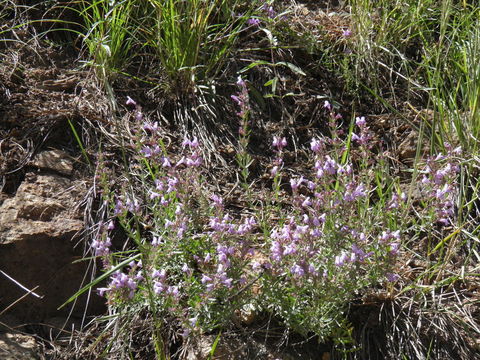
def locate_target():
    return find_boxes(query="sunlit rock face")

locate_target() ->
[0,150,104,325]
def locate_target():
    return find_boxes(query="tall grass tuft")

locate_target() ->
[346,0,480,154]
[69,0,139,80]
[143,0,257,89]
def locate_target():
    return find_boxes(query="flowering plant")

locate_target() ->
[90,95,460,343]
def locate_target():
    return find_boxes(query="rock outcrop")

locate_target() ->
[0,150,102,328]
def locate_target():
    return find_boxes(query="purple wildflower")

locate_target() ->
[386,273,400,282]
[150,191,161,199]
[389,243,400,256]
[291,264,305,277]
[91,236,112,257]
[355,116,366,127]
[152,269,166,280]
[323,156,337,175]
[236,76,246,88]
[247,18,261,26]
[270,241,283,262]
[310,138,323,153]
[262,4,276,18]
[141,146,153,158]
[290,176,303,191]
[335,252,349,267]
[126,96,136,106]
[143,121,159,132]
[114,199,125,215]
[272,136,287,150]
[97,287,109,297]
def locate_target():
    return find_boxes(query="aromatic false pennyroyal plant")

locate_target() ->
[88,96,461,348]
[231,76,253,191]
[249,103,405,336]
[94,96,260,338]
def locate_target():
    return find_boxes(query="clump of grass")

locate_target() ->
[52,0,268,90]
[58,0,140,81]
[288,1,478,158]
[343,0,480,153]
[143,0,258,89]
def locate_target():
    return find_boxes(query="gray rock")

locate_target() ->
[29,149,73,176]
[0,171,104,323]
[0,332,41,360]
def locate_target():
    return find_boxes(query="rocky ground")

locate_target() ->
[0,28,107,358]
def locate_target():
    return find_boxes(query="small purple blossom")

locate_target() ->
[290,176,304,191]
[161,157,171,168]
[262,4,276,18]
[291,264,305,277]
[232,76,250,117]
[143,121,159,132]
[310,138,324,153]
[323,156,337,175]
[386,273,400,282]
[110,271,137,298]
[167,177,179,192]
[271,165,279,176]
[126,96,136,106]
[152,269,166,280]
[168,286,180,298]
[236,76,246,88]
[355,116,366,127]
[182,263,192,275]
[335,252,348,267]
[201,274,212,284]
[211,194,223,207]
[270,240,283,262]
[247,18,261,26]
[114,199,125,215]
[125,197,140,213]
[388,193,399,210]
[182,137,199,149]
[154,279,168,296]
[91,236,112,256]
[150,191,161,199]
[283,243,297,256]
[135,272,144,282]
[141,146,153,158]
[272,136,287,150]
[97,287,109,297]
[389,243,400,256]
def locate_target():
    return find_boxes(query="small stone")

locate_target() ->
[30,149,73,176]
[0,332,40,360]
[234,303,257,325]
